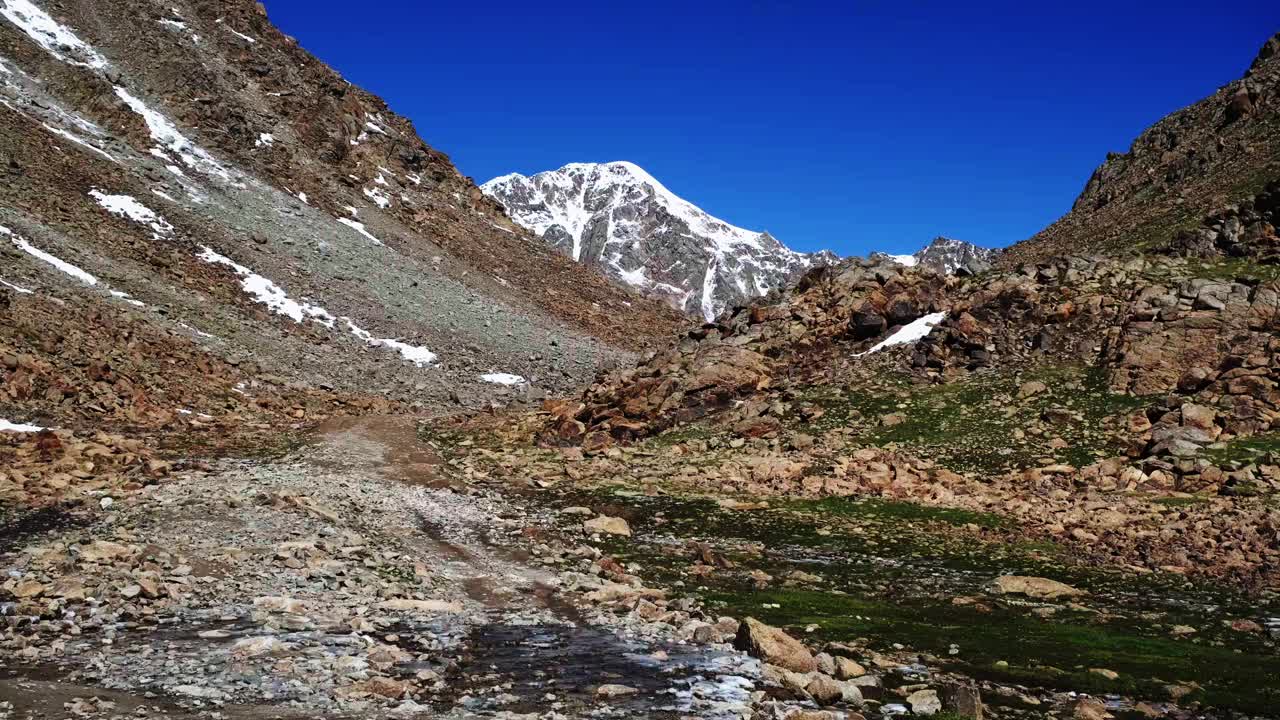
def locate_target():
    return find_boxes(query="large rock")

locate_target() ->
[733,617,817,673]
[583,515,632,536]
[988,575,1085,600]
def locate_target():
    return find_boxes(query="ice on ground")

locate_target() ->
[1,277,33,293]
[481,373,526,386]
[256,132,274,147]
[0,0,107,69]
[113,86,238,184]
[43,124,116,162]
[3,225,98,285]
[856,312,947,357]
[89,190,173,238]
[337,217,383,245]
[0,417,44,433]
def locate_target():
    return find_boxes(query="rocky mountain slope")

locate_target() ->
[482,161,836,320]
[3,6,1280,720]
[0,0,686,438]
[1005,32,1280,265]
[874,236,998,274]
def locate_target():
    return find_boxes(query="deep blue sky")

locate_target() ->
[262,1,1277,256]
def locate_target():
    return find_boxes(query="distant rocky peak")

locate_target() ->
[873,236,997,275]
[482,161,835,321]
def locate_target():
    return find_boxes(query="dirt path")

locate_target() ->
[0,416,758,719]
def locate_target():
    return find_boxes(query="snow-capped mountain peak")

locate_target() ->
[873,236,996,275]
[482,161,833,321]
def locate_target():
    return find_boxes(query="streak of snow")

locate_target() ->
[0,0,107,69]
[699,259,717,322]
[481,373,526,386]
[345,321,437,367]
[157,19,186,31]
[110,289,145,307]
[296,191,309,204]
[0,418,43,432]
[855,312,947,357]
[89,190,173,238]
[113,86,238,184]
[43,124,116,162]
[198,246,334,325]
[255,132,274,147]
[225,26,257,44]
[198,247,434,366]
[1,277,33,293]
[337,217,383,245]
[2,225,97,285]
[886,254,918,267]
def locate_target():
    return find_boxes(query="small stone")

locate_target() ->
[1089,668,1119,681]
[596,684,639,699]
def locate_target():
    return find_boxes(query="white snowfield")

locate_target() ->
[198,247,436,367]
[886,254,918,267]
[855,312,947,357]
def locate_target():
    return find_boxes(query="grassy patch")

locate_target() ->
[787,496,1009,530]
[704,587,1280,714]
[791,365,1151,474]
[1203,432,1280,466]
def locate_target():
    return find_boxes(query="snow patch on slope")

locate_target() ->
[198,247,435,366]
[0,0,107,69]
[0,417,43,433]
[3,224,97,285]
[113,86,238,185]
[89,190,173,238]
[856,312,947,357]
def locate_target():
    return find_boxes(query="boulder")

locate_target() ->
[734,617,817,673]
[988,575,1085,600]
[584,515,632,536]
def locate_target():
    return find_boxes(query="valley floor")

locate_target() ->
[3,412,1277,720]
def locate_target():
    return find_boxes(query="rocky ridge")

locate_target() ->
[1005,31,1280,265]
[875,236,999,275]
[482,161,837,321]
